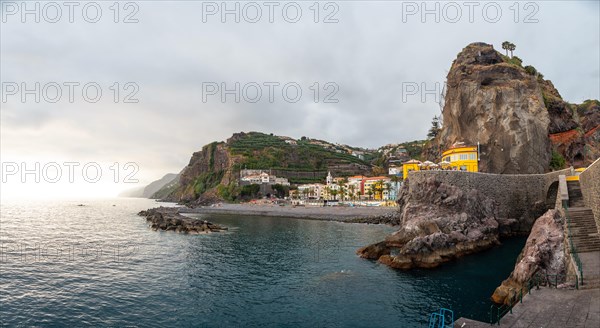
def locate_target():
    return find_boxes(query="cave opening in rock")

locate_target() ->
[480,77,493,86]
[573,153,584,167]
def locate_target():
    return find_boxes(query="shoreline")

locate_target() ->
[176,203,399,223]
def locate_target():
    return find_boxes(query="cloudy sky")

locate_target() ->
[1,0,599,198]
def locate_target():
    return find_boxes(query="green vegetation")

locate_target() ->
[506,56,523,67]
[427,116,441,139]
[524,65,537,76]
[578,99,600,112]
[400,140,426,159]
[549,151,566,170]
[229,132,369,172]
[208,142,219,170]
[217,182,240,202]
[193,170,224,197]
[240,184,260,198]
[271,184,289,198]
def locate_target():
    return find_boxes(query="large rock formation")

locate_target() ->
[549,99,600,167]
[491,210,566,305]
[428,42,551,174]
[426,42,599,172]
[357,176,507,269]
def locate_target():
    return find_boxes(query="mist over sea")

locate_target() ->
[0,198,524,327]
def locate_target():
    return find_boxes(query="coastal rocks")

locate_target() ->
[138,207,227,234]
[347,212,402,225]
[357,176,502,269]
[491,210,565,305]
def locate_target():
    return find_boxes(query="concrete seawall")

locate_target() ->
[579,158,600,231]
[408,168,573,231]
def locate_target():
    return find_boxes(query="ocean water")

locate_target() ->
[0,198,525,327]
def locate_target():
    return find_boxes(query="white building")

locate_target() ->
[240,169,289,186]
[297,183,325,199]
[388,166,401,176]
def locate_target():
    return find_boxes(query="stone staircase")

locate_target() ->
[566,181,600,289]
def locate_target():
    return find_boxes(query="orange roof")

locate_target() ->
[363,176,390,181]
[348,175,366,179]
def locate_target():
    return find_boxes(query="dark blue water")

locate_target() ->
[0,198,525,327]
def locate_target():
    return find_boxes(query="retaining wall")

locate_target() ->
[408,168,573,231]
[579,158,600,232]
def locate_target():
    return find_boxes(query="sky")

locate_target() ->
[1,0,599,198]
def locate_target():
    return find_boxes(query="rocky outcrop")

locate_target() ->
[357,176,505,269]
[491,209,566,305]
[138,207,227,233]
[427,42,551,174]
[424,42,599,172]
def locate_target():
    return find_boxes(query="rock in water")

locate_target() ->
[426,42,551,174]
[138,207,227,234]
[491,210,565,305]
[357,176,503,269]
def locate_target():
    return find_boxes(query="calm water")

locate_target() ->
[0,198,525,327]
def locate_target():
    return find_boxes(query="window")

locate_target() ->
[460,166,467,171]
[460,154,467,160]
[469,153,476,160]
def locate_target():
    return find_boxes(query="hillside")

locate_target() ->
[119,173,179,198]
[146,173,179,199]
[424,42,599,173]
[158,132,379,204]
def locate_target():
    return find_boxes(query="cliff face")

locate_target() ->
[550,100,600,167]
[357,176,505,269]
[165,141,238,204]
[427,42,599,172]
[491,209,566,305]
[429,43,551,174]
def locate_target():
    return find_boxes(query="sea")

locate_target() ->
[0,198,525,327]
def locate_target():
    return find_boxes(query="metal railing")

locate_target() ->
[427,308,454,328]
[489,273,579,325]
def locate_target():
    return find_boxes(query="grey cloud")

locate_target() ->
[1,1,598,185]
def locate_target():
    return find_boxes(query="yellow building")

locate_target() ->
[402,159,422,180]
[402,144,479,180]
[441,145,478,172]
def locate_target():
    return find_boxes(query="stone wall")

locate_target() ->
[555,175,581,281]
[579,157,600,231]
[407,168,573,232]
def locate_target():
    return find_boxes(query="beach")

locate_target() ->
[178,203,398,222]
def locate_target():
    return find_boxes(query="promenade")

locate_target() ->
[455,287,599,327]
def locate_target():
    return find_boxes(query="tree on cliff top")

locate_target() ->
[502,41,516,57]
[502,41,510,56]
[427,116,441,139]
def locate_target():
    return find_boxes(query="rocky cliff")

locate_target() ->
[491,209,566,305]
[357,176,507,269]
[425,42,599,172]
